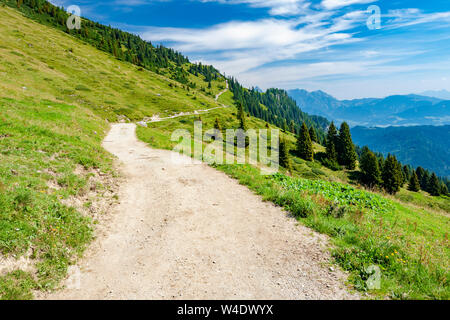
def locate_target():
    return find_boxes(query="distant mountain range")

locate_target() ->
[351,125,450,178]
[288,89,450,127]
[420,89,450,100]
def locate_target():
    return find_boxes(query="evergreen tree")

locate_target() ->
[428,173,441,196]
[296,122,314,161]
[420,170,430,192]
[337,122,357,170]
[402,165,411,184]
[408,171,420,192]
[441,183,449,196]
[237,101,247,131]
[309,126,318,143]
[290,120,296,134]
[279,139,292,171]
[326,122,338,162]
[359,146,381,187]
[382,154,403,195]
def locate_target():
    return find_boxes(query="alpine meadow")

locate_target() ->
[0,0,448,302]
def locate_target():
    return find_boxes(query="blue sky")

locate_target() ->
[50,0,450,99]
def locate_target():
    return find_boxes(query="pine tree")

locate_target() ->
[282,119,288,132]
[408,171,420,192]
[441,183,449,196]
[309,126,318,143]
[326,122,338,162]
[428,173,441,196]
[237,101,247,131]
[382,154,403,195]
[290,120,296,134]
[296,122,314,161]
[359,147,381,187]
[337,122,357,170]
[279,139,292,171]
[420,170,430,192]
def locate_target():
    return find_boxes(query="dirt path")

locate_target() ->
[215,80,228,101]
[41,123,359,300]
[142,80,230,125]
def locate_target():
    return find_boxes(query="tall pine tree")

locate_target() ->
[382,154,403,195]
[296,122,314,161]
[359,146,381,187]
[326,122,338,163]
[337,122,357,170]
[428,173,441,196]
[408,171,420,192]
[309,126,318,143]
[279,139,292,172]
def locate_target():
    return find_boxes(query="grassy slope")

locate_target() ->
[0,6,225,122]
[0,4,448,300]
[0,5,225,299]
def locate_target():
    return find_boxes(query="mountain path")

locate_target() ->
[142,81,230,124]
[39,123,359,300]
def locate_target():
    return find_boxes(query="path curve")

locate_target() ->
[142,80,230,125]
[41,123,358,300]
[215,80,229,101]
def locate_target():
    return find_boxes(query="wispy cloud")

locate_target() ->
[321,0,377,10]
[200,0,310,16]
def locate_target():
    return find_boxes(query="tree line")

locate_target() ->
[280,121,448,197]
[227,77,329,142]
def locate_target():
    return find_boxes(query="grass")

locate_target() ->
[0,5,225,122]
[0,97,113,299]
[213,164,449,299]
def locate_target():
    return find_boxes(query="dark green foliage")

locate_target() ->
[441,183,449,196]
[382,154,403,195]
[326,122,338,163]
[428,173,441,196]
[228,78,328,139]
[402,165,411,184]
[279,139,292,171]
[337,122,357,170]
[237,101,247,131]
[290,120,296,134]
[309,126,318,143]
[296,122,314,161]
[359,146,381,187]
[417,167,430,192]
[408,171,420,192]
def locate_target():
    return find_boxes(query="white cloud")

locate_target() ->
[321,0,377,10]
[200,0,310,16]
[141,8,367,75]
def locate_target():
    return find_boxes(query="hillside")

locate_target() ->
[0,2,449,300]
[288,89,449,127]
[351,125,450,178]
